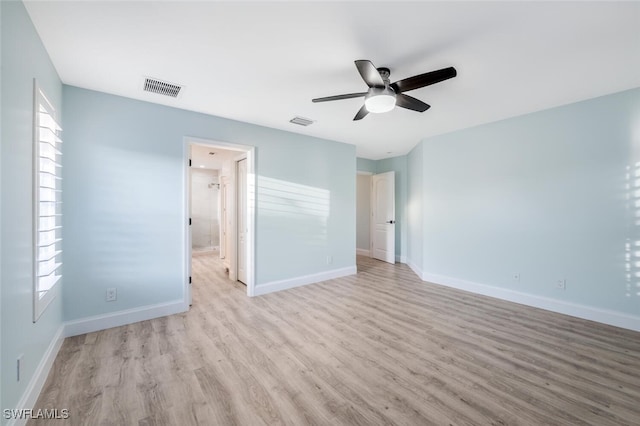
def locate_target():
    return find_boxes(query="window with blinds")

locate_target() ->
[33,80,63,322]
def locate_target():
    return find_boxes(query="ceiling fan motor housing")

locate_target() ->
[365,86,396,113]
[377,67,391,83]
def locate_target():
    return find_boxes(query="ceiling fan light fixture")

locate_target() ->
[365,87,396,113]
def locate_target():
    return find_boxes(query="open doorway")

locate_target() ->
[184,137,255,307]
[356,171,396,264]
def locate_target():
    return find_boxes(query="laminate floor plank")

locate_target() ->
[29,254,640,425]
[259,288,497,425]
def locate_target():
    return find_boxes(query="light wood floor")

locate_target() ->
[31,255,640,425]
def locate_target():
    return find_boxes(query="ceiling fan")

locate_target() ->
[312,60,457,121]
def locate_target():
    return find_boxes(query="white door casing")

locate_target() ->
[187,148,193,306]
[237,157,248,284]
[371,171,395,264]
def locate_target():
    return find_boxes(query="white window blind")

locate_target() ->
[33,80,63,322]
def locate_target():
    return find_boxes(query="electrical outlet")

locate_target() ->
[106,287,117,302]
[17,354,23,382]
[326,255,333,265]
[513,273,520,283]
[556,279,566,290]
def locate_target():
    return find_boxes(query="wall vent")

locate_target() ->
[143,77,182,98]
[289,116,314,126]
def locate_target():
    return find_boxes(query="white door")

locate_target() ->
[237,158,248,284]
[371,171,395,264]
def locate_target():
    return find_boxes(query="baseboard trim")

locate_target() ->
[254,266,357,296]
[64,300,187,337]
[356,248,370,257]
[8,325,65,426]
[422,272,640,332]
[407,260,423,281]
[356,251,405,263]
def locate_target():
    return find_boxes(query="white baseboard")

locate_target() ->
[356,251,405,263]
[356,248,370,256]
[8,325,65,426]
[64,300,187,337]
[407,260,423,280]
[253,266,357,296]
[422,272,640,332]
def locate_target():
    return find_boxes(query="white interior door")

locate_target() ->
[371,171,395,264]
[237,158,248,284]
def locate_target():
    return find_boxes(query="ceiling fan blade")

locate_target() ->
[396,94,431,112]
[355,60,385,88]
[353,104,369,121]
[391,67,457,93]
[312,92,367,103]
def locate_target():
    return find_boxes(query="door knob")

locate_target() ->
[386,220,395,224]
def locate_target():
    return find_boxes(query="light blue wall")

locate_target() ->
[356,174,371,251]
[407,143,424,273]
[62,86,356,320]
[376,156,408,261]
[356,157,377,174]
[1,0,64,417]
[414,88,640,316]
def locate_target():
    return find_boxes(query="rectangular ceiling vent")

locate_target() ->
[289,116,314,126]
[143,77,182,98]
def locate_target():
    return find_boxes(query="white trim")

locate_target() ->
[8,325,65,426]
[407,260,423,280]
[356,248,370,257]
[246,148,256,295]
[253,266,357,296]
[357,170,373,176]
[232,152,247,288]
[421,272,640,332]
[64,300,186,337]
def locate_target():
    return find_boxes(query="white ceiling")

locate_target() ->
[191,144,237,170]
[25,1,640,160]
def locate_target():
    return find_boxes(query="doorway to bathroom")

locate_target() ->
[184,137,255,306]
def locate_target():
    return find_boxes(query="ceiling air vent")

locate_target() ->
[289,116,314,126]
[143,77,182,98]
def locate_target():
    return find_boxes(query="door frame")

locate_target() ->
[183,136,256,307]
[370,171,396,264]
[235,154,248,284]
